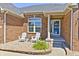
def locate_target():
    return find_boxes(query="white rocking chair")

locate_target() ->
[18,32,28,42]
[31,32,40,42]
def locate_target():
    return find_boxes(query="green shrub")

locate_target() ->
[39,37,45,40]
[33,40,49,50]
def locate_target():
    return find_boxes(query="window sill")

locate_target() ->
[28,32,36,34]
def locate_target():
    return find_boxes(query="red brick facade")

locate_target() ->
[6,14,25,42]
[0,5,79,52]
[0,13,4,43]
[72,10,79,51]
[24,13,48,39]
[0,12,76,51]
[61,11,71,47]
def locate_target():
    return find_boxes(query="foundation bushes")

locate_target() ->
[33,40,49,50]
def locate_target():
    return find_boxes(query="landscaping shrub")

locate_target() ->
[39,37,45,40]
[33,40,49,50]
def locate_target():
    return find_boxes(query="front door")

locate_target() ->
[51,20,61,36]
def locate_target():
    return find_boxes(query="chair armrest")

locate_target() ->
[31,36,35,39]
[18,36,21,40]
[25,36,28,39]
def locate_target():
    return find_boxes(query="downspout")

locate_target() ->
[70,8,73,50]
[3,11,8,44]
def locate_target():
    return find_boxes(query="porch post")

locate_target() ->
[3,11,7,44]
[47,15,50,39]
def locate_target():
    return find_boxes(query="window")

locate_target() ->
[28,18,41,32]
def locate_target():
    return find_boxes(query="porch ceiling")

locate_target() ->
[43,12,65,19]
[23,12,64,15]
[43,12,64,17]
[44,8,71,18]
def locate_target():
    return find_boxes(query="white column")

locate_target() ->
[47,15,50,39]
[3,11,7,44]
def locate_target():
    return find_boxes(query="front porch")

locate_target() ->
[46,14,67,48]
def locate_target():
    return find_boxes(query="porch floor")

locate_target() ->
[0,40,52,55]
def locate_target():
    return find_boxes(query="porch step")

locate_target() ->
[53,41,65,48]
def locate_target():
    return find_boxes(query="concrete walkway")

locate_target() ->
[0,48,65,56]
[0,50,28,56]
[0,48,79,56]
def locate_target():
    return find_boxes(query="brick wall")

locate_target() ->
[24,13,65,39]
[6,14,25,42]
[0,12,72,46]
[41,15,48,39]
[61,11,71,47]
[24,13,48,39]
[72,10,79,51]
[0,13,3,43]
[6,26,23,42]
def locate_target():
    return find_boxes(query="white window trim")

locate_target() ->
[28,17,42,33]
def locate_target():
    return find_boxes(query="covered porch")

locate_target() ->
[45,11,71,48]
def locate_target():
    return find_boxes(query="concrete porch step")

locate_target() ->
[51,37,66,48]
[53,41,65,48]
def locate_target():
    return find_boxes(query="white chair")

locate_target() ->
[18,32,28,42]
[31,32,40,42]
